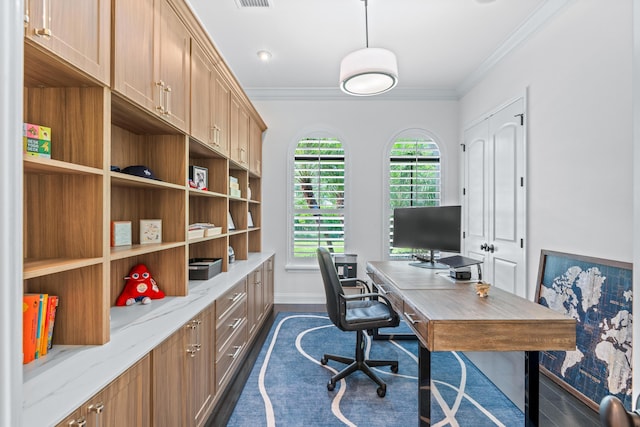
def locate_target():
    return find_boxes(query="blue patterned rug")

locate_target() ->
[228,313,523,426]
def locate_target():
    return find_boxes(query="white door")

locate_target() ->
[463,98,526,297]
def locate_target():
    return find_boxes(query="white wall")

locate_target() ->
[458,0,634,409]
[460,0,633,298]
[254,99,459,304]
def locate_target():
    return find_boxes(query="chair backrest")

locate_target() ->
[317,247,345,329]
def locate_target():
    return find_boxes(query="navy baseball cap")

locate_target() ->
[121,165,161,180]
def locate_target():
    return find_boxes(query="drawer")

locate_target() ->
[216,300,247,355]
[215,322,247,388]
[401,298,429,348]
[374,282,403,314]
[216,278,247,321]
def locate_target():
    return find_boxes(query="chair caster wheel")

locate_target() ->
[391,363,399,374]
[377,385,386,398]
[327,381,336,391]
[320,357,328,365]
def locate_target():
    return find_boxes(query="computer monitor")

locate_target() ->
[392,205,462,269]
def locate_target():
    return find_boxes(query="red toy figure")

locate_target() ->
[116,264,165,306]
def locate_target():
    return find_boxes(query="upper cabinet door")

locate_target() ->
[112,0,190,132]
[157,0,190,132]
[190,40,214,145]
[230,94,249,166]
[249,117,262,177]
[25,0,110,84]
[212,67,231,158]
[112,0,158,112]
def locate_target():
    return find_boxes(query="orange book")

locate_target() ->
[42,296,59,354]
[22,294,41,364]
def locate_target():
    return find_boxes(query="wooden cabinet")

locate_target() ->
[113,0,190,132]
[249,117,263,176]
[152,309,213,427]
[229,93,249,167]
[247,266,264,338]
[56,355,151,426]
[190,40,230,158]
[264,255,274,314]
[22,0,268,424]
[24,0,110,84]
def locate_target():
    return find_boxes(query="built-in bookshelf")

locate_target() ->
[22,0,266,352]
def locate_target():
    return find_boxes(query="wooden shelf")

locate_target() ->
[188,188,226,199]
[109,242,186,261]
[24,257,104,279]
[111,172,185,191]
[23,157,104,176]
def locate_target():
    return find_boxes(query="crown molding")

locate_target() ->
[245,87,459,102]
[456,0,576,97]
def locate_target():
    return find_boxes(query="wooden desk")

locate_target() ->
[366,261,576,427]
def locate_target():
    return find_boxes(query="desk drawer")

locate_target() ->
[402,298,429,348]
[374,282,403,314]
[216,300,247,357]
[217,278,247,321]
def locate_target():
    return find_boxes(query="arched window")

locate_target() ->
[388,136,441,258]
[292,137,345,261]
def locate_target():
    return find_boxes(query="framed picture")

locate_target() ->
[247,211,254,228]
[535,250,633,410]
[140,219,162,244]
[189,165,208,190]
[227,211,235,231]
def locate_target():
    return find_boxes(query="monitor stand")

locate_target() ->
[409,250,449,269]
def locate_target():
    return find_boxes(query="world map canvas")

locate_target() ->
[536,250,633,410]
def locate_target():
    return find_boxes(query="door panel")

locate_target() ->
[464,98,526,297]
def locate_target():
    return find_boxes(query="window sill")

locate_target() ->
[285,263,319,272]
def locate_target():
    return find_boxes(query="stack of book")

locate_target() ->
[22,293,58,364]
[229,176,241,198]
[188,223,223,239]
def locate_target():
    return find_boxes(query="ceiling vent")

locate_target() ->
[234,0,271,7]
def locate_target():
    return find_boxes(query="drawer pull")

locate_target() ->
[88,403,104,414]
[230,318,243,329]
[404,312,420,325]
[230,292,244,303]
[229,345,242,359]
[377,286,389,296]
[186,347,197,357]
[69,417,86,426]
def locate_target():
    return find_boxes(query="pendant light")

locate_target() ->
[339,0,398,96]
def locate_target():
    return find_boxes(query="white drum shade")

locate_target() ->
[339,47,398,96]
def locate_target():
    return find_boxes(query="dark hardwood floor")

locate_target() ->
[206,304,600,426]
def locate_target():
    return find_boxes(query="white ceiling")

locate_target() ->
[186,0,569,99]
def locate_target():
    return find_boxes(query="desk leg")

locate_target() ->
[525,351,539,427]
[419,343,431,426]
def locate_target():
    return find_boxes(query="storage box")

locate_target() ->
[333,253,358,280]
[188,258,222,280]
[23,123,51,158]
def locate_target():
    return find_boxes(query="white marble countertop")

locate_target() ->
[22,252,274,427]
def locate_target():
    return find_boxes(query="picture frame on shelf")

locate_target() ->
[535,250,633,411]
[228,212,235,231]
[189,165,208,190]
[140,219,162,244]
[110,221,132,247]
[247,211,254,228]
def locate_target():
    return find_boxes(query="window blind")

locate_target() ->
[389,138,441,257]
[293,138,345,258]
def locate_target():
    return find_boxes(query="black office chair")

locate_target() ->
[599,395,640,427]
[317,247,400,397]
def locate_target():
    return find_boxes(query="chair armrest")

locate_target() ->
[340,278,371,293]
[341,292,396,310]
